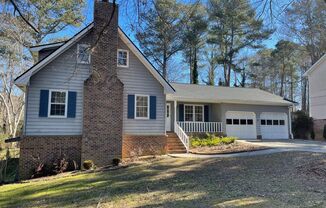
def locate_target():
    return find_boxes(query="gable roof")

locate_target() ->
[15,23,175,93]
[303,54,326,77]
[167,83,293,106]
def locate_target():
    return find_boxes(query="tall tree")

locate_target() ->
[284,0,326,112]
[182,3,207,84]
[136,0,189,79]
[207,0,273,86]
[202,44,218,85]
[271,40,299,98]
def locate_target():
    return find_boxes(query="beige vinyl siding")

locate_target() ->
[117,37,166,135]
[308,58,326,119]
[25,34,92,135]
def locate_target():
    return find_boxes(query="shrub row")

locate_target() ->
[191,133,237,147]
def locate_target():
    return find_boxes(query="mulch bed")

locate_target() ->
[189,141,270,155]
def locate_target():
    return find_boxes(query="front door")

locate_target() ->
[166,103,171,131]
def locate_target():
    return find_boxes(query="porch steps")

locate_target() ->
[166,133,187,154]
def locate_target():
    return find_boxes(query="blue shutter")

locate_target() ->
[127,95,135,119]
[179,104,184,121]
[150,96,156,119]
[67,91,77,118]
[39,90,49,117]
[204,105,209,122]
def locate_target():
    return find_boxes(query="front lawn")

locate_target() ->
[1,152,326,207]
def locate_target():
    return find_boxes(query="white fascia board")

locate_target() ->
[15,23,94,86]
[118,29,175,94]
[166,97,292,106]
[30,42,66,52]
[303,54,326,77]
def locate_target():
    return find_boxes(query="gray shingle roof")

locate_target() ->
[167,83,292,106]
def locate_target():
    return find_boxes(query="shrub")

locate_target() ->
[221,137,236,144]
[112,158,121,166]
[190,134,237,147]
[292,111,314,139]
[83,160,94,170]
[52,155,69,174]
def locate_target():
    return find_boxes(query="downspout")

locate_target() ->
[288,105,294,139]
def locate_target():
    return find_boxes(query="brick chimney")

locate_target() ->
[81,0,124,167]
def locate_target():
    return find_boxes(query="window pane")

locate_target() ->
[273,120,279,125]
[50,104,65,116]
[194,106,203,122]
[118,51,128,66]
[166,105,170,117]
[136,96,148,118]
[280,120,285,125]
[185,105,193,121]
[267,120,272,125]
[78,45,90,63]
[51,91,66,103]
[233,119,239,125]
[247,119,253,125]
[226,119,232,125]
[240,119,247,125]
[261,120,266,125]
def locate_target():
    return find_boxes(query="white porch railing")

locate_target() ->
[177,122,223,133]
[174,123,189,152]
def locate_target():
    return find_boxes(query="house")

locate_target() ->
[304,54,326,140]
[15,1,294,179]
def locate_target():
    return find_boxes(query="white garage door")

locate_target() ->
[260,112,289,139]
[226,111,257,139]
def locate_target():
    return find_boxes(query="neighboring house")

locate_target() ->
[15,1,294,179]
[304,54,326,140]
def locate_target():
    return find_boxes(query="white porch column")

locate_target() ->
[174,100,177,132]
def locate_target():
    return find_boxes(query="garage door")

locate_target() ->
[226,111,257,139]
[260,112,289,139]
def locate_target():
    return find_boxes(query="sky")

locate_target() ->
[44,0,290,83]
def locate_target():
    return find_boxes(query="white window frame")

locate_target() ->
[135,94,149,119]
[77,44,91,64]
[117,49,129,68]
[184,104,204,122]
[48,89,68,118]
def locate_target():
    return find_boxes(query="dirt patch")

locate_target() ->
[297,160,326,179]
[189,141,270,155]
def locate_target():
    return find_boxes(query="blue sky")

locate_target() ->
[46,0,287,83]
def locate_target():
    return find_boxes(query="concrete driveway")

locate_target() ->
[170,139,326,158]
[242,139,326,153]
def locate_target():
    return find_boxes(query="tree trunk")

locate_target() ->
[193,47,198,84]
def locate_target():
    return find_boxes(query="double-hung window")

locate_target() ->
[77,44,90,64]
[184,105,204,122]
[117,49,129,67]
[49,90,67,117]
[135,95,149,119]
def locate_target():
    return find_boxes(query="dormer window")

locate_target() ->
[117,49,129,67]
[77,44,90,64]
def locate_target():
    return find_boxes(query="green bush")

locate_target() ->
[292,111,314,139]
[190,134,237,147]
[83,160,94,170]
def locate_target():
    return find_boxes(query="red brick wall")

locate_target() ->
[122,135,167,158]
[314,119,326,141]
[19,135,82,180]
[81,1,124,166]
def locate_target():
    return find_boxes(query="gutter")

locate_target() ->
[288,105,294,139]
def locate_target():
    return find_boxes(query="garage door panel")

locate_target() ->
[226,111,257,139]
[260,112,288,139]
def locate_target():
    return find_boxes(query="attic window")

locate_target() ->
[77,44,90,64]
[117,49,129,67]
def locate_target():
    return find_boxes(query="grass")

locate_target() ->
[1,152,326,207]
